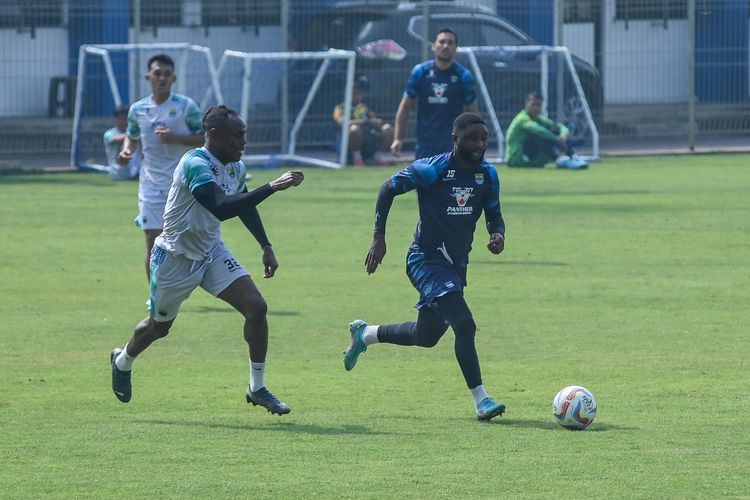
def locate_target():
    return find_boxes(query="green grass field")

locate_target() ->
[1,155,748,498]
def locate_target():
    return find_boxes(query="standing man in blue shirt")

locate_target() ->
[344,112,507,421]
[390,28,479,160]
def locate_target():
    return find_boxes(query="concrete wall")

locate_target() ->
[605,19,690,104]
[0,28,68,116]
[0,25,282,117]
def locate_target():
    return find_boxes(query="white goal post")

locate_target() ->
[459,45,600,163]
[70,43,222,171]
[212,49,357,169]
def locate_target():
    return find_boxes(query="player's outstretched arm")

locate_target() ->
[269,170,304,191]
[192,171,303,222]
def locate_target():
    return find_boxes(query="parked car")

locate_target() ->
[286,1,602,147]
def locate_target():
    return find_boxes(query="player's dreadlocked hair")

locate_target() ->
[202,105,238,131]
[453,112,486,134]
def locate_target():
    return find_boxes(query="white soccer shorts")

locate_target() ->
[149,243,250,321]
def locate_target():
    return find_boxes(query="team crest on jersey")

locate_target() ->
[447,187,474,215]
[428,83,449,104]
[475,173,484,185]
[451,75,458,82]
[451,187,474,206]
[227,165,236,178]
[169,108,177,117]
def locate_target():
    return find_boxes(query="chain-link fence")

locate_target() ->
[1,0,748,156]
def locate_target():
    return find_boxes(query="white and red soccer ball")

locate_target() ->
[552,385,597,430]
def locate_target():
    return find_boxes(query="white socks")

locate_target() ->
[362,325,380,345]
[115,345,135,371]
[470,385,490,407]
[250,361,266,392]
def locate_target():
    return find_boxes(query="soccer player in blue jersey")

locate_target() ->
[110,105,304,415]
[390,28,479,160]
[117,54,205,281]
[344,112,507,421]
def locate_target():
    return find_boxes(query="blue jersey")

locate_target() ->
[388,153,504,268]
[404,61,477,157]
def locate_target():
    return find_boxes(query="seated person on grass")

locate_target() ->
[333,77,394,166]
[504,92,587,170]
[103,105,140,180]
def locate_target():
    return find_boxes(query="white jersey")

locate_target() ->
[154,147,247,261]
[103,127,140,180]
[126,93,203,196]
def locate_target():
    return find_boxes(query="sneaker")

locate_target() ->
[476,397,506,421]
[343,319,368,371]
[246,386,291,415]
[557,155,588,170]
[110,348,132,403]
[555,155,571,166]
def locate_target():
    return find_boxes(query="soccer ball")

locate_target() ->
[552,385,597,430]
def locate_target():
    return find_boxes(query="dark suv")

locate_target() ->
[288,1,602,148]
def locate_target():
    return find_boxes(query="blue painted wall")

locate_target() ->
[496,0,554,45]
[68,0,129,116]
[695,0,748,102]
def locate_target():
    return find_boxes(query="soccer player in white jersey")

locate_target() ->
[110,105,304,415]
[117,53,205,281]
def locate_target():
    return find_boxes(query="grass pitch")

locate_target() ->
[1,155,748,498]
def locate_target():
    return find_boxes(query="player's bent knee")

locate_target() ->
[452,315,476,339]
[240,296,267,321]
[148,319,173,339]
[416,335,441,348]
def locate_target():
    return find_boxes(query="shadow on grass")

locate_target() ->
[187,306,300,317]
[136,418,399,436]
[472,260,568,267]
[511,189,652,198]
[486,418,635,432]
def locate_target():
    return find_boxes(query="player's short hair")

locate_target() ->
[203,105,239,131]
[113,105,129,117]
[525,91,544,102]
[147,53,174,71]
[433,27,458,45]
[453,112,486,134]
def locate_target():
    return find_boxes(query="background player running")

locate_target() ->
[117,53,205,280]
[344,112,507,421]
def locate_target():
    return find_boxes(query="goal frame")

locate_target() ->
[70,43,223,171]
[459,45,600,163]
[213,49,357,169]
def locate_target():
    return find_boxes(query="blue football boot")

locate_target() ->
[246,386,291,415]
[110,348,132,403]
[476,397,506,421]
[343,320,368,371]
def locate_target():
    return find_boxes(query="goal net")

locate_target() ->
[457,45,600,163]
[71,43,222,172]
[214,49,356,169]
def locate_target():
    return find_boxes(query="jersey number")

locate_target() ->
[224,258,241,271]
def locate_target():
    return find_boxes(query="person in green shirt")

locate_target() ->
[504,92,587,169]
